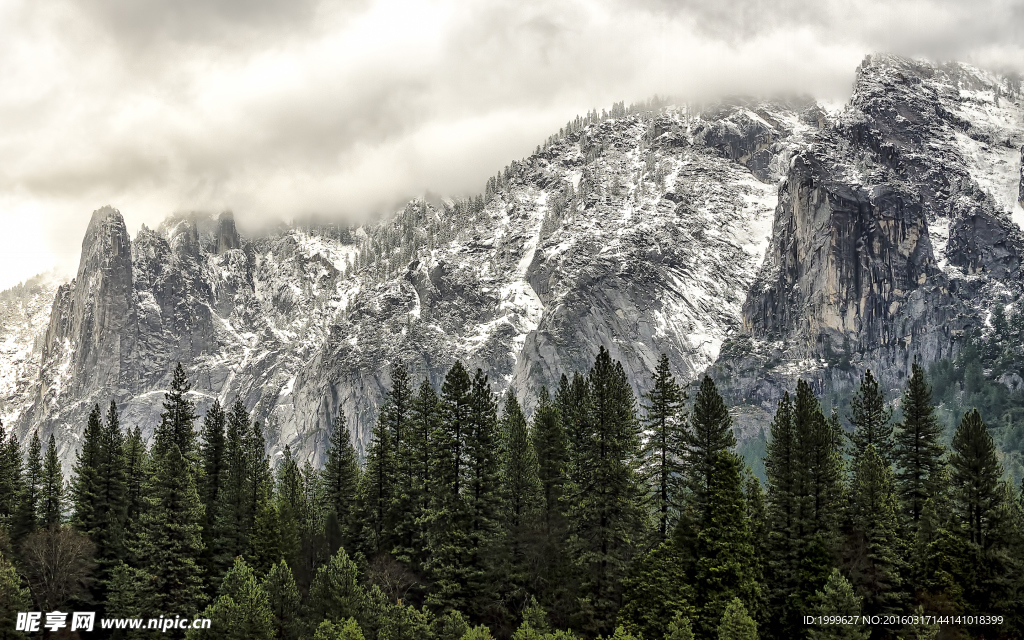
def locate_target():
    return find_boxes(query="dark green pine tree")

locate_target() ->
[763,393,795,639]
[686,375,736,526]
[250,486,283,576]
[321,411,360,557]
[264,559,302,640]
[71,404,104,534]
[424,362,473,613]
[949,408,1013,614]
[356,410,395,558]
[188,556,273,640]
[743,468,768,625]
[566,347,648,637]
[140,444,207,619]
[274,446,306,570]
[893,361,945,528]
[616,539,693,640]
[715,597,757,640]
[0,422,21,533]
[155,363,200,464]
[807,569,869,640]
[90,401,128,588]
[246,420,273,538]
[200,399,227,544]
[393,379,437,572]
[792,380,844,609]
[499,392,543,601]
[305,547,366,634]
[40,434,63,528]
[694,452,759,640]
[531,385,572,626]
[847,369,894,465]
[764,381,844,640]
[215,400,253,570]
[641,354,688,541]
[123,427,148,531]
[13,432,42,541]
[464,368,502,618]
[533,386,567,540]
[384,362,413,548]
[846,445,906,615]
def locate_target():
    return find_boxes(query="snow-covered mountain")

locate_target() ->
[1,54,1022,466]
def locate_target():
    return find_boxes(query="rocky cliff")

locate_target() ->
[712,55,1024,431]
[2,54,1023,466]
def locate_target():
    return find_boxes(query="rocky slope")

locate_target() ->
[713,54,1024,431]
[2,54,1023,466]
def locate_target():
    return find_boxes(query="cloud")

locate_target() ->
[0,0,1022,290]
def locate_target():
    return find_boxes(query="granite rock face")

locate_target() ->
[3,55,1024,465]
[713,55,1024,431]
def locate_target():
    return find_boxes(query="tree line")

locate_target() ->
[0,351,1021,639]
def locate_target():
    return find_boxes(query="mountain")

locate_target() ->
[1,54,1022,468]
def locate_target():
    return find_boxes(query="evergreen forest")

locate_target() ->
[0,348,1022,640]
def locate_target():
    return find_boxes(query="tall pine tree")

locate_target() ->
[565,347,648,636]
[641,354,687,541]
[155,363,200,464]
[847,369,893,465]
[686,375,735,525]
[499,393,543,602]
[322,411,360,557]
[893,362,944,528]
[40,434,63,528]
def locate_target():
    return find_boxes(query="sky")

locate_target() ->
[0,0,1022,290]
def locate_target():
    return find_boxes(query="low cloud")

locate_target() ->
[0,0,1021,289]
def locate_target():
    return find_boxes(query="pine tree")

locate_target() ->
[0,423,21,533]
[40,434,63,528]
[948,408,1011,614]
[846,445,905,615]
[250,487,283,575]
[533,386,567,539]
[383,363,413,545]
[499,392,543,601]
[565,347,648,636]
[807,569,868,640]
[893,362,945,532]
[188,557,273,640]
[686,375,736,525]
[275,446,306,570]
[665,614,695,640]
[617,540,693,640]
[305,547,365,632]
[123,427,148,530]
[392,378,439,573]
[764,382,844,640]
[715,598,757,640]
[140,444,207,618]
[424,363,473,613]
[695,452,759,639]
[464,368,502,618]
[215,400,257,574]
[641,354,688,541]
[847,370,893,465]
[264,560,302,640]
[200,399,227,542]
[155,363,200,464]
[357,365,412,558]
[322,411,360,556]
[97,401,127,562]
[71,404,104,533]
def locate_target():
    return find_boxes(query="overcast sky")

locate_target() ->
[0,0,1022,290]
